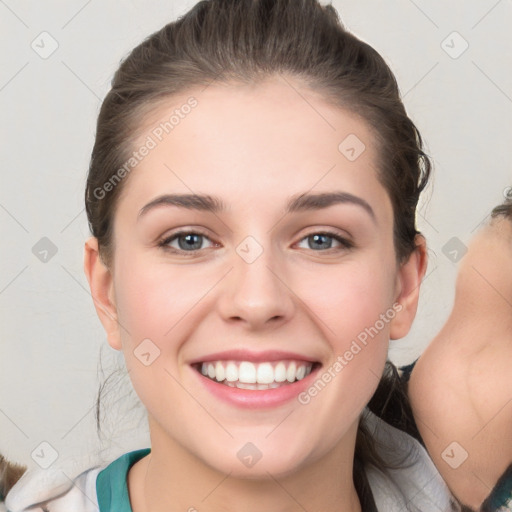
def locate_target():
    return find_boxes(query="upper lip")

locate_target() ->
[189,349,320,365]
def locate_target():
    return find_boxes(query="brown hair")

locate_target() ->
[85,0,433,506]
[491,190,512,219]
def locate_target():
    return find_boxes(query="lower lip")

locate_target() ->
[191,364,322,409]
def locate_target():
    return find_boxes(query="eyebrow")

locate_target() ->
[138,191,376,223]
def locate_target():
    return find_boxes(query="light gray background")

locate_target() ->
[1,0,511,472]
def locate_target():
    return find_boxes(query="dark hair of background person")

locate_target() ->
[85,0,436,508]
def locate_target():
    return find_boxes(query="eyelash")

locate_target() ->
[157,229,354,255]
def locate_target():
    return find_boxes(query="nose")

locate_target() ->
[216,241,296,331]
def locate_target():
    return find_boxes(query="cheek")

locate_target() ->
[111,255,201,409]
[112,254,210,343]
[293,266,393,457]
[298,254,396,394]
[298,256,397,341]
[114,271,167,342]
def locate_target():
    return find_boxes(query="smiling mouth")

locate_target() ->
[192,360,321,390]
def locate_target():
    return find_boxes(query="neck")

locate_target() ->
[128,417,362,512]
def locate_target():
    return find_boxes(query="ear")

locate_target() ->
[389,234,428,340]
[83,237,122,350]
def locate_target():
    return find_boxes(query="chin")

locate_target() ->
[196,439,317,481]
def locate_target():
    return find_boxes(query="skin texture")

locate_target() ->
[84,75,427,512]
[408,214,512,510]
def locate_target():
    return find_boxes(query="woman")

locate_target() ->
[2,0,509,510]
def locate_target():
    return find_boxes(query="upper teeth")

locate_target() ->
[199,360,313,384]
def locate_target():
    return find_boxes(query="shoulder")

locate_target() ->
[408,325,512,509]
[362,408,460,512]
[4,448,151,512]
[4,461,104,512]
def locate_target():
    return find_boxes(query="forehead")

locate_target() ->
[117,76,390,220]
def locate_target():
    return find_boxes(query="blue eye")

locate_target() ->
[158,231,214,253]
[296,232,353,251]
[158,230,353,255]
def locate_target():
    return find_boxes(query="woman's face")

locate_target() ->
[93,76,410,477]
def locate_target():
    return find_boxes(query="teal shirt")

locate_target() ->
[96,448,151,512]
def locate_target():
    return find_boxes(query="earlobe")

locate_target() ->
[83,237,122,350]
[389,234,428,340]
